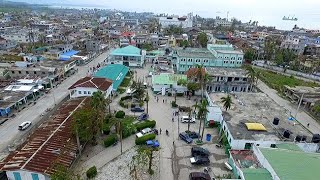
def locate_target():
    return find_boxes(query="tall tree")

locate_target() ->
[50,164,74,180]
[193,99,209,141]
[91,91,107,143]
[72,108,93,143]
[197,32,208,48]
[145,92,150,114]
[221,95,233,111]
[244,65,259,92]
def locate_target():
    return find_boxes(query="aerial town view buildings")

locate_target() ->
[0,0,320,180]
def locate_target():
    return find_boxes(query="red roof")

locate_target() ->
[121,32,135,37]
[68,77,113,91]
[0,98,88,175]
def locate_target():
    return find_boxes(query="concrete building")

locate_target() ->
[108,45,146,67]
[206,93,312,150]
[283,85,320,110]
[69,77,113,98]
[0,37,16,50]
[158,13,193,28]
[280,35,307,55]
[1,29,39,43]
[205,67,251,92]
[151,73,187,94]
[173,38,244,73]
[214,17,232,28]
[94,64,129,91]
[229,143,320,180]
[0,98,87,180]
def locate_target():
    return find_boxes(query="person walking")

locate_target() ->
[160,128,162,134]
[172,117,174,122]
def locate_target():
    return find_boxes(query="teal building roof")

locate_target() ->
[94,64,129,90]
[111,45,142,57]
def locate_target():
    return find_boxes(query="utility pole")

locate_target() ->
[294,93,304,120]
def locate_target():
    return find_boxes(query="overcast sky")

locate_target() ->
[15,0,320,29]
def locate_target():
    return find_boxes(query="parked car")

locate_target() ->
[191,147,210,157]
[18,121,32,131]
[189,172,211,180]
[188,131,200,139]
[190,156,210,165]
[146,140,160,148]
[181,116,196,123]
[137,113,149,121]
[131,106,145,112]
[136,128,153,138]
[179,132,193,144]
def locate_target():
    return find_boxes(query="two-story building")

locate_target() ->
[108,45,146,67]
[173,38,244,73]
[158,13,193,28]
[205,67,251,92]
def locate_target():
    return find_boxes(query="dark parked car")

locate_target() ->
[189,172,211,180]
[137,113,149,121]
[188,131,200,139]
[191,147,210,157]
[190,156,210,165]
[179,132,193,144]
[131,107,145,112]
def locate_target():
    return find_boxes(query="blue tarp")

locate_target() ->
[59,50,79,61]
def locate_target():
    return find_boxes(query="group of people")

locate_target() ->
[159,128,169,135]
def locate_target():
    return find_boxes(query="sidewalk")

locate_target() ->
[257,80,320,134]
[74,136,136,177]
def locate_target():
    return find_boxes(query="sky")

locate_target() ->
[12,0,320,30]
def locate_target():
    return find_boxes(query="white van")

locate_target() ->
[18,121,32,131]
[181,116,196,123]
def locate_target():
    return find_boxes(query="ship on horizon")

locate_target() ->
[282,16,298,21]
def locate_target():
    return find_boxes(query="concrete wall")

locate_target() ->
[252,145,280,180]
[6,170,47,180]
[70,86,112,99]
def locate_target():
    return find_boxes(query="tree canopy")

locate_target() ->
[197,32,208,48]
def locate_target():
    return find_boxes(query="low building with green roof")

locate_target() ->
[94,64,129,90]
[255,146,320,180]
[108,45,145,67]
[152,73,187,93]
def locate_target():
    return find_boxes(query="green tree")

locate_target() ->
[50,164,74,180]
[142,43,153,51]
[197,32,208,48]
[179,40,189,47]
[91,91,107,136]
[275,49,284,65]
[193,99,209,141]
[145,92,150,114]
[72,108,93,143]
[221,95,233,111]
[264,37,276,61]
[244,49,255,63]
[244,65,258,91]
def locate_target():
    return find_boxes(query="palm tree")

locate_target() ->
[193,99,209,141]
[244,65,257,92]
[145,92,150,114]
[221,95,233,111]
[91,91,107,143]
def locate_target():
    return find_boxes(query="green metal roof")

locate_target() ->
[152,74,187,85]
[259,147,320,180]
[111,45,142,57]
[242,168,272,180]
[94,64,129,90]
[275,143,303,152]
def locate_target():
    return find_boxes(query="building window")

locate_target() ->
[34,71,37,74]
[11,71,15,74]
[18,71,21,74]
[88,91,91,94]
[78,91,82,94]
[84,91,87,94]
[13,172,21,180]
[42,72,45,74]
[31,173,39,180]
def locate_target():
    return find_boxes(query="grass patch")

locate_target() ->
[256,68,319,92]
[117,88,126,94]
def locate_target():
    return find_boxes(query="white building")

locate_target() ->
[206,92,312,150]
[158,13,193,28]
[68,77,113,98]
[214,17,232,27]
[1,30,39,43]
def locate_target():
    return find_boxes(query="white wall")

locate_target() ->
[206,105,223,122]
[253,145,280,180]
[6,170,47,180]
[70,85,113,99]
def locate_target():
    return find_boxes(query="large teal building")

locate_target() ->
[172,39,244,73]
[94,64,129,90]
[108,45,146,67]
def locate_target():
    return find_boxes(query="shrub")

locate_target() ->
[139,101,144,107]
[119,101,129,108]
[167,92,172,96]
[135,120,156,131]
[102,124,111,135]
[117,88,126,94]
[104,134,118,147]
[135,133,156,145]
[171,101,178,108]
[86,166,97,179]
[115,110,125,118]
[122,121,137,139]
[177,93,184,96]
[120,96,132,101]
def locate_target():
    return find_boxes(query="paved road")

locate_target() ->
[0,50,111,155]
[257,80,320,134]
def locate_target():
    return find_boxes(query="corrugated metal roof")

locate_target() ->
[0,98,88,175]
